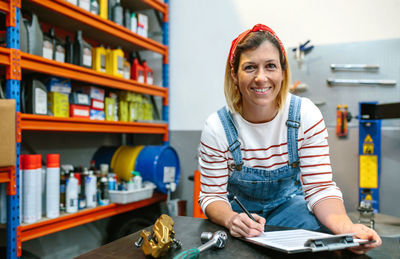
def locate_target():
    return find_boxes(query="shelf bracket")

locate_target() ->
[6,166,16,195]
[17,226,22,257]
[7,48,21,80]
[16,111,21,143]
[6,0,21,28]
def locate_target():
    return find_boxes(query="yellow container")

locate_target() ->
[105,97,115,121]
[109,48,124,78]
[119,100,128,122]
[92,45,106,73]
[48,92,69,117]
[99,0,108,19]
[112,145,144,181]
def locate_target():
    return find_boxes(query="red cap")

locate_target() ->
[21,155,36,170]
[228,24,286,67]
[35,154,42,169]
[47,154,60,168]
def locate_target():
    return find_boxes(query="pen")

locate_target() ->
[233,196,257,222]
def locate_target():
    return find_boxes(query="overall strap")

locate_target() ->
[217,107,243,171]
[286,95,302,168]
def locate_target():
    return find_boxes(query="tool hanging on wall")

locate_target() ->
[289,80,308,93]
[292,40,314,61]
[330,64,380,71]
[336,105,352,137]
[327,78,396,86]
[135,214,182,258]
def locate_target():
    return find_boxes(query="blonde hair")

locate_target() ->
[224,31,291,115]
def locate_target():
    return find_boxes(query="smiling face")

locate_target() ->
[231,40,283,122]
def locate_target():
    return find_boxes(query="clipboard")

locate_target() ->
[244,229,374,254]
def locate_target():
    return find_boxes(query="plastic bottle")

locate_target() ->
[130,54,145,83]
[90,0,99,15]
[25,13,43,56]
[85,170,97,208]
[66,173,78,213]
[112,0,123,26]
[73,30,92,68]
[65,35,74,64]
[124,8,131,30]
[78,0,90,11]
[43,28,55,60]
[127,171,135,191]
[78,170,88,210]
[26,77,47,115]
[133,171,142,189]
[123,58,131,79]
[130,12,137,33]
[99,0,108,19]
[54,34,66,63]
[46,154,60,218]
[98,175,109,205]
[35,154,42,221]
[92,45,106,73]
[110,47,124,77]
[22,155,37,223]
[142,60,154,85]
[108,0,116,20]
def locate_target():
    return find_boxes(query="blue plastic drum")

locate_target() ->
[91,146,119,169]
[135,145,180,194]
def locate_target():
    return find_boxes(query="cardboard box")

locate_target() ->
[0,99,16,167]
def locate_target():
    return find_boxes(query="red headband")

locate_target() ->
[228,24,286,67]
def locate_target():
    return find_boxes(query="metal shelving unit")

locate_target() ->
[3,0,170,258]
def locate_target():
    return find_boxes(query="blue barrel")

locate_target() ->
[92,146,119,169]
[135,145,180,194]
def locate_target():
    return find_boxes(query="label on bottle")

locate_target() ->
[147,72,153,85]
[123,64,130,79]
[117,56,124,75]
[55,45,65,63]
[34,87,47,114]
[100,54,106,72]
[83,47,92,67]
[138,70,145,83]
[43,40,54,60]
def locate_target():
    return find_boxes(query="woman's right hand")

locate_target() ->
[227,212,266,237]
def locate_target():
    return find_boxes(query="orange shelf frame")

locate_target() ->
[0,1,10,13]
[0,47,11,66]
[20,52,168,100]
[0,166,12,183]
[22,0,168,57]
[20,192,167,242]
[21,113,168,135]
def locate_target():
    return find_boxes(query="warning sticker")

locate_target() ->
[363,134,374,154]
[163,167,176,183]
[359,155,378,188]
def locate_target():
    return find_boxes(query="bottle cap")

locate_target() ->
[35,154,42,169]
[47,154,60,168]
[21,154,36,170]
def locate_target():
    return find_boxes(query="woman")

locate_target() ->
[198,24,381,254]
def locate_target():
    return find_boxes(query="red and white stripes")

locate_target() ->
[198,94,343,214]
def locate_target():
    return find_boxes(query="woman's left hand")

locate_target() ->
[344,223,382,254]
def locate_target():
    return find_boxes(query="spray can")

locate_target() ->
[66,172,78,213]
[85,170,97,208]
[22,155,37,223]
[46,154,60,218]
[78,170,87,210]
[35,154,42,220]
[98,175,109,205]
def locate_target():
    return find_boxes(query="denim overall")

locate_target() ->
[217,95,327,231]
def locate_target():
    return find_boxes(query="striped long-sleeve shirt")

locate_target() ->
[198,93,343,214]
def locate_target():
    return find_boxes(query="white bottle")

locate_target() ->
[46,154,60,218]
[66,173,78,213]
[35,155,42,221]
[85,170,97,208]
[134,175,142,190]
[22,155,37,223]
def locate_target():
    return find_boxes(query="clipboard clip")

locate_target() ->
[304,234,359,252]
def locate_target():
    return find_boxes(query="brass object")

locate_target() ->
[137,214,181,258]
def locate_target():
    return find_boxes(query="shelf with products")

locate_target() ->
[21,52,168,99]
[20,192,167,242]
[22,0,168,57]
[21,113,169,140]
